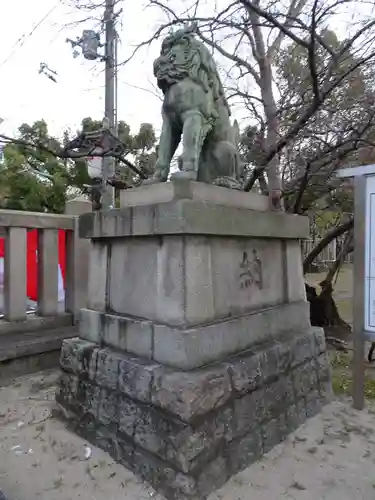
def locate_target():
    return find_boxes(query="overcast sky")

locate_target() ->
[0,0,164,139]
[0,0,366,144]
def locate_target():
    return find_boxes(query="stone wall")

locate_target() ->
[56,326,331,500]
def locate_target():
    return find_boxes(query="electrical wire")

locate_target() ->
[0,2,60,71]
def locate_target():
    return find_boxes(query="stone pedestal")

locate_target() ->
[56,180,332,500]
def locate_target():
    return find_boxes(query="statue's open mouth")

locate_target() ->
[155,71,181,92]
[157,78,169,93]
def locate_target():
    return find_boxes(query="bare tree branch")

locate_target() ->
[196,27,261,84]
[322,229,353,285]
[267,0,308,57]
[244,48,375,191]
[240,0,312,48]
[308,0,320,103]
[303,218,353,273]
[0,133,145,178]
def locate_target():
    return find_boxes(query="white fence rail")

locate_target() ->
[0,197,91,335]
[302,238,353,266]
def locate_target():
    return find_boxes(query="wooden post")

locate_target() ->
[352,175,366,410]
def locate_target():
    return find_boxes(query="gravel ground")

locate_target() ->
[1,370,375,500]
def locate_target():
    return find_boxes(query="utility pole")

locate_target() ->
[102,0,117,209]
[66,0,118,209]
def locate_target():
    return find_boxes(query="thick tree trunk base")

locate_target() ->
[306,282,375,362]
[305,283,351,351]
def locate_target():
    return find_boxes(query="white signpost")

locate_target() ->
[337,164,375,409]
[364,174,375,334]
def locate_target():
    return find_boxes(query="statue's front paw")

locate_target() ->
[143,165,169,184]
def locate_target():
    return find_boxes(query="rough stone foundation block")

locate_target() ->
[78,301,310,369]
[57,327,331,500]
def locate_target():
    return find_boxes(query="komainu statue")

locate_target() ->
[148,23,242,189]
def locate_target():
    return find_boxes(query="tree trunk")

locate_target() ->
[305,227,353,349]
[303,218,353,273]
[246,4,283,209]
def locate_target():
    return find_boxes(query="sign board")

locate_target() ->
[337,163,375,338]
[86,156,102,179]
[336,163,375,410]
[365,175,375,332]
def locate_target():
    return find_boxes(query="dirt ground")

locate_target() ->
[1,370,375,500]
[1,265,371,500]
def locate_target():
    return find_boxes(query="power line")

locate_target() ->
[0,2,60,71]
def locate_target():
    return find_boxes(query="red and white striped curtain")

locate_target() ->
[0,229,66,302]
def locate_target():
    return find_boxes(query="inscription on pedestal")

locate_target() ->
[239,250,263,290]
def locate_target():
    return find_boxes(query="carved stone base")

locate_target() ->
[56,327,332,500]
[78,301,310,369]
[170,170,198,181]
